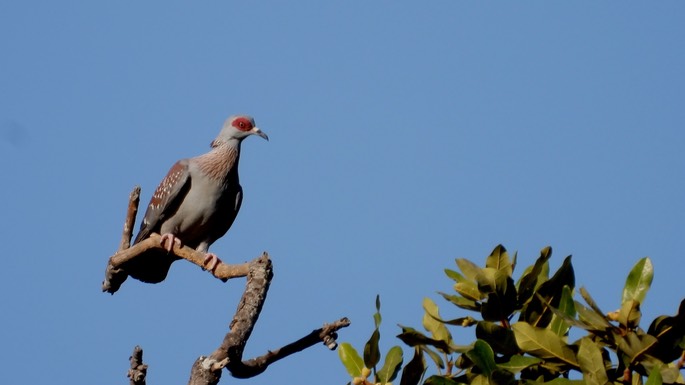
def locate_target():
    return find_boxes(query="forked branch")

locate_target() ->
[104,186,351,384]
[102,186,250,293]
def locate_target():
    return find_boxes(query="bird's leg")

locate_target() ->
[159,233,182,253]
[202,253,223,273]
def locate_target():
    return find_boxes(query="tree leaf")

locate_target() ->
[574,300,612,331]
[541,379,586,385]
[399,347,426,385]
[422,346,445,370]
[338,342,365,377]
[616,332,658,364]
[486,244,514,277]
[446,268,467,283]
[617,299,641,330]
[647,299,685,362]
[397,325,452,353]
[364,329,380,370]
[376,346,403,384]
[577,337,609,385]
[465,340,497,377]
[517,246,552,307]
[522,256,575,328]
[424,375,463,385]
[549,285,575,337]
[456,258,483,281]
[579,287,605,317]
[645,364,663,385]
[439,292,481,312]
[423,297,453,343]
[476,321,519,356]
[622,257,654,305]
[456,281,486,301]
[497,355,542,373]
[512,322,579,367]
[374,294,382,328]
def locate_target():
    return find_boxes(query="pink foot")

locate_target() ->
[202,253,222,272]
[159,233,182,253]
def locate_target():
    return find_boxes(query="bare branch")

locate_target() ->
[187,254,351,382]
[102,186,250,293]
[107,234,251,281]
[106,187,351,384]
[128,345,147,385]
[225,318,351,378]
[120,186,140,251]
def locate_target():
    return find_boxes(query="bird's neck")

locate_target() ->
[196,140,241,183]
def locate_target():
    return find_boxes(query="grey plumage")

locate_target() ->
[115,115,267,287]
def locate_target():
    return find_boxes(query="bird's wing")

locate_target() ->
[133,159,191,244]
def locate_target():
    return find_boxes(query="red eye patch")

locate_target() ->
[232,116,254,131]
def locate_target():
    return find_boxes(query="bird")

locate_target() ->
[115,115,268,287]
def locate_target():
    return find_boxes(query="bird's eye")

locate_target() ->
[240,122,245,128]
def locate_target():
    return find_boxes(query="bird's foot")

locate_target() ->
[159,233,182,253]
[202,253,222,273]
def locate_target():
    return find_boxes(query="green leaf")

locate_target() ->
[438,315,478,327]
[364,329,380,369]
[578,287,605,317]
[549,285,575,337]
[465,340,497,377]
[480,275,518,322]
[522,255,575,328]
[422,346,446,370]
[577,337,609,385]
[517,246,552,307]
[338,342,365,377]
[645,363,663,385]
[540,379,586,385]
[377,346,403,383]
[617,299,641,330]
[512,322,579,367]
[399,347,426,385]
[476,321,519,356]
[374,294,382,328]
[486,244,514,277]
[446,268,467,283]
[616,332,658,364]
[647,299,685,363]
[456,281,486,301]
[622,257,653,305]
[440,292,481,311]
[423,297,453,343]
[456,258,483,281]
[397,325,452,353]
[574,300,612,331]
[424,375,463,385]
[497,355,542,374]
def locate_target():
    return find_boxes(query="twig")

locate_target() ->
[128,345,147,385]
[120,186,141,251]
[102,186,250,293]
[186,254,351,383]
[225,317,351,378]
[108,234,251,281]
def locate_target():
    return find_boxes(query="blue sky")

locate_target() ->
[1,2,683,384]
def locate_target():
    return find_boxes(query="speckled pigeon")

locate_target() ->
[117,115,267,287]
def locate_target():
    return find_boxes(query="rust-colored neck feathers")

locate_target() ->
[196,142,240,183]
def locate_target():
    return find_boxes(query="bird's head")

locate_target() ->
[212,115,269,147]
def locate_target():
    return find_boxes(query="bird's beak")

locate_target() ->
[252,127,269,141]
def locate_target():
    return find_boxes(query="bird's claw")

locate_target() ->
[203,253,222,273]
[159,233,182,253]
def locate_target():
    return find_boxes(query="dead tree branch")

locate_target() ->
[186,254,350,384]
[128,345,147,385]
[102,186,250,293]
[105,186,351,384]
